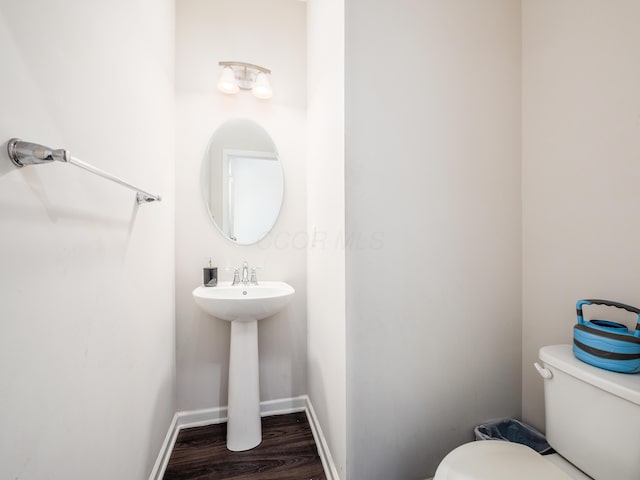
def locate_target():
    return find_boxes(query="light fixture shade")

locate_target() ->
[217,66,239,94]
[251,72,273,99]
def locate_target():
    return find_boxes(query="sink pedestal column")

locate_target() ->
[227,319,261,451]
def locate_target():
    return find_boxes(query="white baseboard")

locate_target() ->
[148,413,179,480]
[148,395,338,480]
[305,396,341,480]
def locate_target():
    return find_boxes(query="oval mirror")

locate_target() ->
[201,119,283,245]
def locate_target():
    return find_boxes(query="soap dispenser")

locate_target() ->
[203,258,217,287]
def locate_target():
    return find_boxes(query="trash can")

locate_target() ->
[474,418,554,454]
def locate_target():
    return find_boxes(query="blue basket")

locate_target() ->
[474,419,553,455]
[573,299,640,374]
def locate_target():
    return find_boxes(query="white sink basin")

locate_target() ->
[192,281,294,322]
[191,280,295,452]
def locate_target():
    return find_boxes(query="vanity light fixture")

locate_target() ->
[217,61,273,99]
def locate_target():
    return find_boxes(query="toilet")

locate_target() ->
[434,344,640,480]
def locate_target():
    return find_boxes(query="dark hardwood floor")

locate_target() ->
[163,412,327,480]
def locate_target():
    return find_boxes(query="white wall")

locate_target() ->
[0,1,175,479]
[522,0,640,430]
[175,0,307,410]
[345,1,522,478]
[306,0,347,477]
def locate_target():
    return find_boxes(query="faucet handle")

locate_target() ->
[232,268,240,285]
[250,268,258,285]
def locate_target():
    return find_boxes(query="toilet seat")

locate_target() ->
[434,441,573,480]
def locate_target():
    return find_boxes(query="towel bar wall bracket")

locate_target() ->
[6,138,161,205]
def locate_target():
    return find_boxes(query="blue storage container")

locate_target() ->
[573,299,640,374]
[474,419,553,454]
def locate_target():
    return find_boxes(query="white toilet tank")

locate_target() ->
[539,345,640,480]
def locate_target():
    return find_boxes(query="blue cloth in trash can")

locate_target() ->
[474,419,554,455]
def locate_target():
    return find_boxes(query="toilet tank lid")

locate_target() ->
[540,345,640,406]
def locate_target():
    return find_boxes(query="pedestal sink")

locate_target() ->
[192,281,295,451]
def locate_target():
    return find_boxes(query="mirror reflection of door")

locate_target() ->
[220,150,281,243]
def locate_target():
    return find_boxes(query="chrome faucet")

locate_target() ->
[232,261,259,286]
[242,261,249,284]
